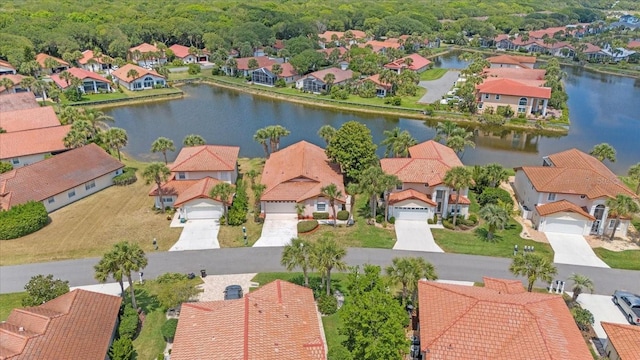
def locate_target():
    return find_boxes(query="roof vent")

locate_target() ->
[18,326,24,332]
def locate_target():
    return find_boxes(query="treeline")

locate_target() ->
[0,0,618,67]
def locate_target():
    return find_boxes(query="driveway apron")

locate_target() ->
[546,232,609,268]
[393,220,444,252]
[170,220,220,251]
[253,214,298,247]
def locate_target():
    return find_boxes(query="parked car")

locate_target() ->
[224,285,243,300]
[612,290,640,325]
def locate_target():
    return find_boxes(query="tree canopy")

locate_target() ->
[325,121,377,182]
[22,274,70,306]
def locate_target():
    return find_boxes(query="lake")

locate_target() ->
[106,53,640,174]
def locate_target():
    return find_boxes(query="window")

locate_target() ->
[519,97,527,106]
[580,195,586,199]
[518,106,526,113]
[495,94,501,100]
[484,93,489,99]
[85,181,96,190]
[547,193,556,201]
[12,158,19,165]
[608,219,616,228]
[396,183,403,190]
[317,202,326,212]
[47,197,55,204]
[68,190,76,198]
[162,197,174,203]
[177,172,186,180]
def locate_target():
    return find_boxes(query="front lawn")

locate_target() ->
[0,292,26,321]
[420,68,448,81]
[593,248,640,270]
[432,220,554,259]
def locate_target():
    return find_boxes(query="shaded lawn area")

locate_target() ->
[420,68,448,81]
[432,220,554,260]
[593,248,640,270]
[0,292,26,321]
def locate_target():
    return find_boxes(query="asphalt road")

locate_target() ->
[1,248,638,295]
[418,70,460,104]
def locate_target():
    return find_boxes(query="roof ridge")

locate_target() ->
[423,283,479,349]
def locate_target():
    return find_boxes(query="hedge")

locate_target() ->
[312,212,329,220]
[337,210,349,221]
[161,319,178,342]
[477,188,513,208]
[317,294,338,315]
[113,167,137,186]
[0,201,49,240]
[118,304,139,340]
[298,220,319,233]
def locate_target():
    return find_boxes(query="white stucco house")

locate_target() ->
[0,124,70,168]
[514,148,638,237]
[149,145,240,220]
[381,140,470,221]
[111,64,166,91]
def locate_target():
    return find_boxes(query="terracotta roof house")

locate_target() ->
[260,141,346,217]
[0,289,121,360]
[222,56,278,77]
[482,67,546,81]
[628,40,640,49]
[417,278,592,360]
[0,59,16,75]
[381,140,469,221]
[0,74,26,94]
[476,78,551,117]
[128,42,167,66]
[487,54,537,69]
[0,143,124,212]
[251,62,299,86]
[35,53,69,74]
[296,68,353,94]
[78,50,112,72]
[383,53,431,73]
[51,67,112,94]
[0,92,39,112]
[602,322,640,360]
[317,46,348,60]
[111,64,166,91]
[169,44,209,63]
[364,39,403,54]
[318,30,367,48]
[148,145,239,220]
[0,124,70,168]
[171,280,327,360]
[0,106,60,132]
[361,74,392,97]
[513,148,637,236]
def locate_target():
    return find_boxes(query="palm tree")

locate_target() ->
[381,127,417,158]
[126,69,139,82]
[568,273,594,302]
[483,163,509,188]
[210,182,234,224]
[443,166,474,228]
[271,63,283,77]
[150,137,175,164]
[323,72,336,92]
[479,204,510,241]
[509,253,557,292]
[105,127,128,161]
[382,174,402,222]
[19,76,35,94]
[253,128,271,158]
[627,163,640,194]
[266,125,290,152]
[59,70,74,86]
[183,134,206,147]
[281,238,314,287]
[0,77,14,92]
[82,109,114,132]
[43,57,61,73]
[357,166,393,219]
[385,257,413,305]
[111,241,148,309]
[409,257,438,303]
[94,250,125,298]
[317,125,336,145]
[446,129,475,158]
[312,238,347,296]
[247,58,259,70]
[320,183,343,227]
[59,106,82,124]
[605,195,640,240]
[246,169,259,187]
[143,162,171,212]
[433,121,459,143]
[590,143,616,163]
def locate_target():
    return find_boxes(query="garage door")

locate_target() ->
[264,201,296,214]
[395,207,429,221]
[544,218,586,234]
[185,205,222,220]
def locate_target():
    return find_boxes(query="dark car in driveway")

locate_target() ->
[224,285,243,300]
[613,290,640,325]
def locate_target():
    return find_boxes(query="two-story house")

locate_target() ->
[381,140,470,221]
[514,148,637,236]
[148,145,239,220]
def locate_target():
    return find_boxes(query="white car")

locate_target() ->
[613,290,640,325]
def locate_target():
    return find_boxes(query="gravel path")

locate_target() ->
[418,70,460,104]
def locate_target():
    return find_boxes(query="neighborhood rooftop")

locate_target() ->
[0,125,71,160]
[601,322,640,360]
[0,92,39,112]
[0,106,60,132]
[169,145,240,172]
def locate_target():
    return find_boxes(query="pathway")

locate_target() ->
[393,220,444,252]
[253,214,298,247]
[418,71,460,104]
[546,232,610,268]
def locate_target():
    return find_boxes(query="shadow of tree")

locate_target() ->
[126,287,161,314]
[475,227,503,243]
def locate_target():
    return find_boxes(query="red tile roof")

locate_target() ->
[388,189,437,206]
[477,78,551,99]
[601,322,640,360]
[483,277,525,294]
[0,289,121,360]
[383,54,431,71]
[529,26,571,40]
[418,279,592,360]
[235,56,276,71]
[174,177,228,206]
[487,54,537,68]
[78,50,108,65]
[170,145,240,172]
[449,194,471,205]
[35,53,69,68]
[628,40,640,49]
[50,68,111,89]
[277,62,297,77]
[0,93,39,112]
[305,68,353,84]
[535,200,595,220]
[318,30,366,42]
[364,40,402,52]
[111,63,164,82]
[0,59,16,70]
[408,140,463,166]
[0,106,60,132]
[583,43,602,53]
[518,148,636,200]
[0,75,24,93]
[316,47,348,59]
[382,141,463,186]
[171,280,326,360]
[0,125,70,159]
[148,179,199,197]
[129,42,159,54]
[364,74,392,89]
[169,44,191,59]
[483,68,546,81]
[261,141,345,203]
[0,144,123,210]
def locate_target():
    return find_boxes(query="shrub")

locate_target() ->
[187,63,201,75]
[317,294,338,315]
[0,161,12,174]
[442,218,454,230]
[337,210,350,221]
[496,105,514,118]
[571,307,594,331]
[113,167,138,186]
[313,212,330,220]
[155,272,188,284]
[388,216,395,224]
[375,214,384,224]
[468,214,478,224]
[298,220,318,233]
[0,201,49,240]
[64,87,83,102]
[477,188,513,208]
[275,78,286,87]
[227,180,248,225]
[109,337,136,360]
[385,96,402,106]
[161,319,178,343]
[427,218,434,224]
[118,304,139,340]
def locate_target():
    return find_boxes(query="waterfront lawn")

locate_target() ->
[0,292,26,321]
[593,248,640,271]
[420,68,448,81]
[432,220,554,260]
[60,91,128,105]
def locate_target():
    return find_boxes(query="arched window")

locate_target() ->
[519,97,527,106]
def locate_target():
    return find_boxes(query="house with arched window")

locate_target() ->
[111,64,166,91]
[476,78,551,117]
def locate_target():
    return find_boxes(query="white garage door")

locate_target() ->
[544,218,586,235]
[264,201,296,214]
[395,207,429,221]
[185,205,222,220]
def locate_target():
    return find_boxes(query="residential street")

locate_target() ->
[417,70,460,104]
[1,248,638,295]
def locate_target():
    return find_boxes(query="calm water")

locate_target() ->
[106,53,640,174]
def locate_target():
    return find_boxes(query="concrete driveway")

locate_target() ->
[393,220,444,252]
[418,71,460,104]
[197,273,258,301]
[546,232,609,268]
[571,293,629,340]
[170,219,220,251]
[253,214,298,247]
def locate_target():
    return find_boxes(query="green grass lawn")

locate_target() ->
[322,313,345,355]
[420,68,448,81]
[133,308,166,360]
[593,248,640,270]
[0,292,26,321]
[432,220,554,259]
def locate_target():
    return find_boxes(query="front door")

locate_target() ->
[591,205,605,234]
